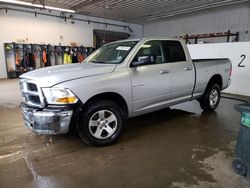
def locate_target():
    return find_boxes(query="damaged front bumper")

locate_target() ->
[21,103,73,134]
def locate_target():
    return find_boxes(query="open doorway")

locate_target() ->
[93,29,130,49]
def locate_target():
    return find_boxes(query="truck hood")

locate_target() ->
[20,63,116,87]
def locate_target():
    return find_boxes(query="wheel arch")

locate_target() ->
[207,74,223,90]
[83,92,129,117]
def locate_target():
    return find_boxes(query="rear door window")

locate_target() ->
[163,41,186,62]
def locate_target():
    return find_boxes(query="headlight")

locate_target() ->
[42,88,78,104]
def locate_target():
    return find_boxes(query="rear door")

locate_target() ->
[129,40,172,113]
[163,41,195,100]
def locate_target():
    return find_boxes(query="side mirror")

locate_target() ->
[131,55,155,67]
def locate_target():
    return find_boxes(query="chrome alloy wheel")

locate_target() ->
[209,89,219,107]
[88,110,118,139]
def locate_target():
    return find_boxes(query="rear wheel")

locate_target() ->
[78,101,125,146]
[199,83,221,112]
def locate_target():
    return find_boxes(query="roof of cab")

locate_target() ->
[107,37,183,45]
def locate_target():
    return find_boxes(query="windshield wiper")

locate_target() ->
[90,60,105,64]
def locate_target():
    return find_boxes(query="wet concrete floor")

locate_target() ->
[0,79,250,188]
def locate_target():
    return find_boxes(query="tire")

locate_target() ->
[77,101,125,146]
[199,83,221,112]
[232,159,247,177]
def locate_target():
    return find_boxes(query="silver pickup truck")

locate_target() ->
[19,38,231,146]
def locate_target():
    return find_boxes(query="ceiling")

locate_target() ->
[8,0,250,23]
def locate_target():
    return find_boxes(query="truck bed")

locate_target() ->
[192,58,231,99]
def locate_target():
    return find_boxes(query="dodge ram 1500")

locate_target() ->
[19,38,232,146]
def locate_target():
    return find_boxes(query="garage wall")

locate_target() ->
[0,7,143,78]
[143,3,250,42]
[143,2,250,97]
[188,42,250,96]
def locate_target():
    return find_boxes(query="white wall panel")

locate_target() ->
[188,42,250,96]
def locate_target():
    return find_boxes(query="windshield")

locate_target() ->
[84,41,138,64]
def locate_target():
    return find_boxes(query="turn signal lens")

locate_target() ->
[56,97,78,103]
[42,88,78,105]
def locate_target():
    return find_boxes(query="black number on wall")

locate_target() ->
[238,54,246,67]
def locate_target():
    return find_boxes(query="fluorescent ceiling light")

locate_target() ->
[0,0,75,13]
[44,5,75,13]
[0,0,42,7]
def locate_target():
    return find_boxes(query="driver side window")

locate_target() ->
[133,40,164,65]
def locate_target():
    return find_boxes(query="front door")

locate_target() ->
[129,40,172,113]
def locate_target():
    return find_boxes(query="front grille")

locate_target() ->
[20,80,44,108]
[27,83,38,92]
[29,95,41,104]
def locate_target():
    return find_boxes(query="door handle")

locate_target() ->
[133,83,144,87]
[185,67,193,71]
[160,70,170,74]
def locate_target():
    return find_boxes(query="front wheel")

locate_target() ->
[199,83,221,112]
[77,101,125,146]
